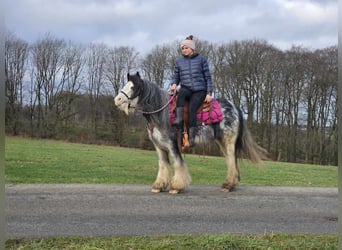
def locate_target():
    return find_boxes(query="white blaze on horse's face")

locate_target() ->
[114,81,139,115]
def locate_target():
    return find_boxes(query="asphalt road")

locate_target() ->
[5,184,338,238]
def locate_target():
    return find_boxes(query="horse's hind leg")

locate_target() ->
[151,147,171,193]
[216,135,240,192]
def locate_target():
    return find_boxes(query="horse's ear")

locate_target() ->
[136,72,140,78]
[127,73,130,80]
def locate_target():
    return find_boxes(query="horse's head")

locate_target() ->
[114,72,144,115]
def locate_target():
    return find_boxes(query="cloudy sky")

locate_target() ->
[5,0,337,54]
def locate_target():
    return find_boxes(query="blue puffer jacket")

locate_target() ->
[173,53,213,94]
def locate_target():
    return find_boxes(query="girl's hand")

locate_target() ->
[205,94,212,103]
[170,84,177,91]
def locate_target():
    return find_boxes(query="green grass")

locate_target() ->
[5,136,337,187]
[5,234,337,249]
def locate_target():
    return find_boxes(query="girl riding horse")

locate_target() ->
[114,72,266,194]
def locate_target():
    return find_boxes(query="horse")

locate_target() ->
[114,72,265,194]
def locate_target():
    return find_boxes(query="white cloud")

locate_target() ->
[283,0,336,25]
[5,0,337,53]
[92,31,151,53]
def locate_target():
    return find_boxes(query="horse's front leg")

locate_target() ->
[169,143,191,194]
[151,147,172,193]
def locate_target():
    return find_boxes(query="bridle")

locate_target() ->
[120,89,177,115]
[120,90,133,100]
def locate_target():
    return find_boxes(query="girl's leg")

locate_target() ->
[188,91,206,146]
[188,90,206,127]
[173,87,192,127]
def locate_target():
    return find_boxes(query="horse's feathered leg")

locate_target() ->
[151,147,171,193]
[169,141,191,194]
[216,134,240,192]
[169,160,191,194]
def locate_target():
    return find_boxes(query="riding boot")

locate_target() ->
[173,107,184,127]
[188,127,197,147]
[171,107,184,150]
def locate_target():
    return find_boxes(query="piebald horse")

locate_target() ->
[114,72,265,194]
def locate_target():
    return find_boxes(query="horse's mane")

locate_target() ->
[139,79,170,129]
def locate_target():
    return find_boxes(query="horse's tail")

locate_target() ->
[235,109,268,166]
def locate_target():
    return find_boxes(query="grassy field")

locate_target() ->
[5,136,338,249]
[5,234,338,250]
[5,136,338,187]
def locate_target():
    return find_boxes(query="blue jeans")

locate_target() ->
[176,87,206,128]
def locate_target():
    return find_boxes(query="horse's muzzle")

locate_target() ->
[114,94,125,106]
[114,94,131,115]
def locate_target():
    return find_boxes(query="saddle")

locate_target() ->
[169,95,223,149]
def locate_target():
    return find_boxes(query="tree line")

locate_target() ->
[5,31,337,166]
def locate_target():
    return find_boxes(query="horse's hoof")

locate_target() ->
[151,188,161,193]
[169,189,180,194]
[221,184,235,192]
[221,187,231,192]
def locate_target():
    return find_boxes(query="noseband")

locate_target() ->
[120,90,132,100]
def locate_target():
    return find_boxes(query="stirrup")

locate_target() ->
[182,131,190,150]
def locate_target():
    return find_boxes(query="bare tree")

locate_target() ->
[282,46,310,162]
[56,42,85,134]
[30,33,66,137]
[211,42,249,105]
[210,44,232,100]
[217,40,273,130]
[304,46,337,164]
[258,47,283,152]
[5,31,29,134]
[86,43,107,136]
[104,46,139,143]
[141,45,171,88]
[105,46,139,95]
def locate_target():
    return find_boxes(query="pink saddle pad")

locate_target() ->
[169,96,223,125]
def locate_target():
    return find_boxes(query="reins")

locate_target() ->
[137,91,177,115]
